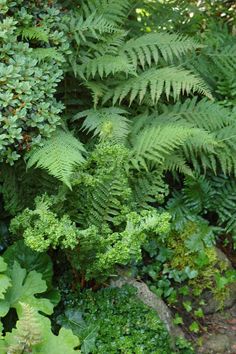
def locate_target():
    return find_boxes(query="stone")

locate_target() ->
[202,334,230,353]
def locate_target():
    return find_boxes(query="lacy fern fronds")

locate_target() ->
[6,303,42,354]
[81,0,131,25]
[130,123,193,169]
[31,48,65,62]
[74,107,130,143]
[130,170,169,209]
[120,32,202,69]
[210,176,236,234]
[19,26,49,42]
[27,129,86,188]
[109,67,212,105]
[77,54,135,79]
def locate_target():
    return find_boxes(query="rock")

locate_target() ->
[202,334,230,353]
[201,248,236,315]
[111,276,185,341]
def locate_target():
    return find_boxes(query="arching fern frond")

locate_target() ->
[130,170,169,209]
[84,81,107,107]
[74,107,130,143]
[81,0,131,25]
[160,97,234,131]
[120,32,202,69]
[110,66,212,105]
[130,124,193,169]
[27,129,86,188]
[19,26,49,43]
[30,48,65,63]
[77,54,135,79]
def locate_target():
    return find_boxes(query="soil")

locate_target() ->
[196,303,236,354]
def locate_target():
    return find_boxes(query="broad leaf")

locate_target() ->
[0,262,54,317]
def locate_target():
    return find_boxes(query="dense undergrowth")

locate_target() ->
[0,0,236,352]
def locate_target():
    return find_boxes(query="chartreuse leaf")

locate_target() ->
[34,316,80,354]
[0,262,54,317]
[3,303,80,354]
[0,257,11,300]
[57,308,97,354]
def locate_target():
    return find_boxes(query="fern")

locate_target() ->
[6,303,42,354]
[61,12,117,46]
[130,170,169,209]
[130,123,194,169]
[120,32,202,69]
[77,54,135,79]
[80,0,131,25]
[31,48,65,62]
[74,107,130,143]
[27,129,86,188]
[109,66,212,105]
[19,26,49,43]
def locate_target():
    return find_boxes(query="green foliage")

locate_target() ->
[0,259,54,317]
[59,285,173,354]
[1,302,80,353]
[3,240,53,284]
[27,129,86,188]
[10,195,79,252]
[0,2,68,164]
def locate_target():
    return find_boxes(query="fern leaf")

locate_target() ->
[77,54,135,79]
[130,124,193,169]
[27,129,86,188]
[81,0,130,25]
[120,32,202,69]
[6,302,42,354]
[20,26,49,43]
[84,81,107,107]
[31,48,65,62]
[111,66,212,105]
[74,107,130,143]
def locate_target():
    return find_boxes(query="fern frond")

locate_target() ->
[210,176,236,233]
[19,26,49,43]
[77,54,135,79]
[111,66,212,105]
[7,303,42,354]
[84,81,107,107]
[206,44,236,74]
[163,154,193,176]
[130,124,193,169]
[27,129,86,188]
[63,12,117,46]
[81,0,131,25]
[160,98,234,131]
[30,48,65,62]
[74,107,130,143]
[120,32,202,69]
[130,170,169,208]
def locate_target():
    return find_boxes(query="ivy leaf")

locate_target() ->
[81,326,98,354]
[183,301,192,312]
[184,266,198,279]
[57,308,86,336]
[0,262,54,317]
[189,321,200,333]
[173,314,183,325]
[194,308,204,318]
